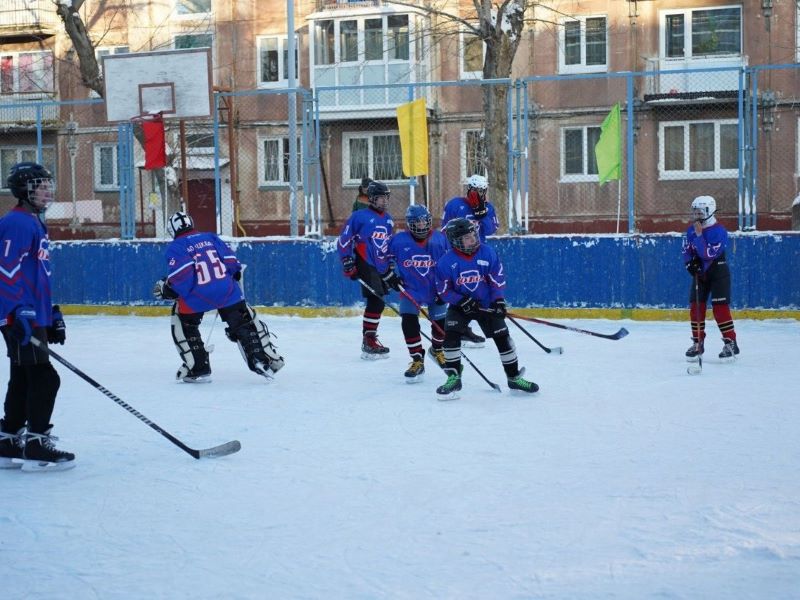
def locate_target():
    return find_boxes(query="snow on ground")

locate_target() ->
[2,314,799,599]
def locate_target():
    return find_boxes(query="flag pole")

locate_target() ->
[616,179,621,234]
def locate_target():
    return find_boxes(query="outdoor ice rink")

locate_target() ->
[2,314,798,599]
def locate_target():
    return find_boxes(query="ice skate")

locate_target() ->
[176,363,212,383]
[427,346,446,370]
[361,332,390,360]
[719,338,740,361]
[685,340,704,362]
[0,423,24,469]
[436,370,462,401]
[16,428,75,472]
[461,327,485,348]
[507,372,539,394]
[404,358,425,383]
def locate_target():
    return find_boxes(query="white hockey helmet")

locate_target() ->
[691,195,717,222]
[167,210,194,238]
[466,174,488,191]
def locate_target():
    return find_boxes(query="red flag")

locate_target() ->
[142,115,167,170]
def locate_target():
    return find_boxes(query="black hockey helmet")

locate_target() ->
[446,217,479,255]
[6,162,55,214]
[366,180,390,211]
[167,211,195,238]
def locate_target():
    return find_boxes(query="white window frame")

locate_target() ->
[660,5,742,62]
[0,50,55,95]
[174,0,212,19]
[460,129,487,183]
[558,15,608,74]
[658,119,739,180]
[257,35,300,89]
[257,136,303,187]
[92,46,128,98]
[93,143,119,191]
[0,146,56,192]
[560,125,601,183]
[459,31,484,80]
[341,131,404,185]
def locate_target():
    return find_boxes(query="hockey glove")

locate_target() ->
[153,278,179,300]
[456,296,478,315]
[48,305,66,345]
[488,299,507,317]
[8,305,36,346]
[341,256,358,280]
[466,189,487,218]
[381,269,402,292]
[232,270,242,281]
[685,256,702,276]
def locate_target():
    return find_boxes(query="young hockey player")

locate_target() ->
[434,218,538,400]
[387,204,450,382]
[337,180,397,359]
[682,195,739,361]
[153,211,284,382]
[0,162,74,471]
[441,174,499,348]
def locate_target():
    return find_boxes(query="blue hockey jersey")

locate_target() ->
[389,229,449,305]
[435,243,506,307]
[681,221,729,274]
[0,207,54,327]
[337,207,394,273]
[165,230,243,314]
[441,196,499,242]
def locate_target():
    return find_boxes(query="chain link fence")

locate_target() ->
[1,65,798,239]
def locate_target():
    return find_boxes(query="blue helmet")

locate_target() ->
[405,204,432,240]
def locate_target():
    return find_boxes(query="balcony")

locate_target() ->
[315,0,381,10]
[0,92,59,126]
[0,0,59,40]
[644,55,748,101]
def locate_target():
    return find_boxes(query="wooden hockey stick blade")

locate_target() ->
[194,440,242,459]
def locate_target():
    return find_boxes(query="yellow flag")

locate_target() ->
[396,98,428,177]
[595,103,621,185]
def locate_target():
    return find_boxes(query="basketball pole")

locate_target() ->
[179,119,189,211]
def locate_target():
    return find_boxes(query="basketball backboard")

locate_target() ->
[103,48,213,123]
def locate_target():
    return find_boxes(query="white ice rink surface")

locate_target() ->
[2,314,799,599]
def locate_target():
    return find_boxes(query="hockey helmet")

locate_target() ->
[691,195,717,222]
[366,180,390,212]
[405,204,432,240]
[446,217,479,255]
[6,162,55,214]
[466,174,488,192]
[167,211,195,238]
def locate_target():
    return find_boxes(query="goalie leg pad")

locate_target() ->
[171,307,211,379]
[220,302,285,374]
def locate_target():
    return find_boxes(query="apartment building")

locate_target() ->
[0,1,797,236]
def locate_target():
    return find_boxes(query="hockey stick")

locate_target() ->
[205,310,219,353]
[30,338,241,460]
[358,279,501,392]
[505,315,564,354]
[507,313,629,341]
[687,273,703,376]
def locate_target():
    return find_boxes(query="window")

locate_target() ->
[175,0,211,16]
[93,46,128,97]
[342,132,403,183]
[258,137,302,186]
[559,16,607,73]
[560,126,601,182]
[0,147,56,192]
[258,36,299,87]
[0,52,54,94]
[662,6,741,59]
[314,20,335,66]
[387,15,409,61]
[460,32,484,80]
[659,120,738,179]
[461,129,487,182]
[94,143,118,190]
[365,18,383,60]
[174,33,213,50]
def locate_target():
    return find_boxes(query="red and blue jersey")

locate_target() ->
[0,207,53,327]
[165,230,243,314]
[389,229,449,305]
[435,243,506,307]
[681,222,729,274]
[441,196,499,242]
[337,207,394,274]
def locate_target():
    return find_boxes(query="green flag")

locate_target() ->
[595,103,621,185]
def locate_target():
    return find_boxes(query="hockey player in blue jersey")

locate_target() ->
[682,195,739,361]
[0,162,74,470]
[153,211,284,382]
[387,204,449,381]
[337,180,397,359]
[434,218,538,400]
[440,174,498,348]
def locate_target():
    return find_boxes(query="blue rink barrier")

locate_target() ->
[50,233,800,311]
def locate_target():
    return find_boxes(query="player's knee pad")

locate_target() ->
[171,309,209,372]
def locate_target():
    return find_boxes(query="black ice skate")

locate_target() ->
[176,363,212,383]
[507,372,539,394]
[436,370,462,401]
[0,422,24,469]
[685,340,704,362]
[404,358,425,383]
[719,338,740,361]
[460,327,486,348]
[18,428,75,472]
[361,332,390,360]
